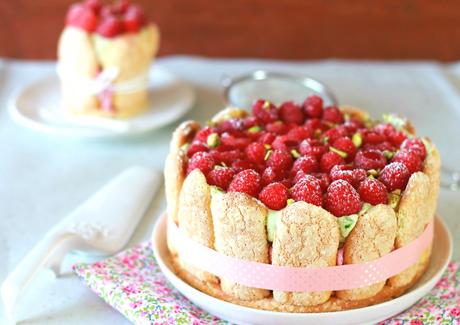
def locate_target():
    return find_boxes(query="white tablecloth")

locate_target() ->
[0,56,459,324]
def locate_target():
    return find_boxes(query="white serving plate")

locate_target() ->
[9,66,195,139]
[152,213,452,325]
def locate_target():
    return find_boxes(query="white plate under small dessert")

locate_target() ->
[152,213,452,325]
[9,66,195,139]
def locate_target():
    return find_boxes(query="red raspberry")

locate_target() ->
[392,150,423,174]
[379,162,411,191]
[221,132,251,150]
[243,116,258,129]
[187,152,215,174]
[311,172,331,191]
[252,99,279,124]
[66,4,98,32]
[279,101,304,125]
[258,132,276,145]
[96,16,124,37]
[325,180,362,217]
[266,121,289,135]
[286,126,313,142]
[361,130,386,145]
[231,160,255,173]
[195,127,216,143]
[291,175,323,206]
[259,182,289,210]
[280,177,293,189]
[299,139,329,159]
[343,119,364,133]
[354,149,387,170]
[245,143,266,164]
[267,149,293,172]
[303,95,323,118]
[206,167,235,190]
[322,127,348,144]
[210,149,242,166]
[401,138,427,160]
[329,165,366,187]
[228,169,261,197]
[218,119,245,134]
[83,0,102,13]
[271,135,297,151]
[320,151,345,173]
[375,123,396,137]
[323,106,344,124]
[292,155,319,175]
[358,178,388,205]
[362,141,395,152]
[261,167,285,187]
[332,137,357,159]
[305,118,329,133]
[388,130,407,147]
[187,141,208,157]
[123,4,146,32]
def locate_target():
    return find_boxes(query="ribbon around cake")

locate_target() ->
[57,64,150,96]
[168,216,434,292]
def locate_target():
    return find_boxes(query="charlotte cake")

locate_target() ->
[164,96,440,312]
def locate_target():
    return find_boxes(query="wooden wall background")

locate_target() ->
[1,0,460,60]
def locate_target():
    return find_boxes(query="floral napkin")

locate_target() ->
[73,242,460,325]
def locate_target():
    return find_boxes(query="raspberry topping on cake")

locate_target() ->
[182,96,430,216]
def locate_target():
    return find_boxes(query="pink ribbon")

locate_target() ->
[168,216,434,292]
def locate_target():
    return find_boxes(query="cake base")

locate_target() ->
[169,252,430,313]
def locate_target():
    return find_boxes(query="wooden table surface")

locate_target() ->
[2,0,460,61]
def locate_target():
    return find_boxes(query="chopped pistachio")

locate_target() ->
[359,203,372,215]
[330,146,348,158]
[367,169,379,177]
[383,113,407,131]
[388,190,401,210]
[210,186,224,198]
[287,198,295,205]
[337,214,359,243]
[383,150,395,159]
[207,133,220,148]
[264,149,273,161]
[267,209,281,242]
[352,133,363,148]
[248,125,262,133]
[264,144,272,150]
[322,136,329,144]
[291,149,301,159]
[262,100,272,110]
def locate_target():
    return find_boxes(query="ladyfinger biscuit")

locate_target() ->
[170,121,201,152]
[211,192,270,301]
[177,169,217,284]
[423,142,441,220]
[272,202,339,306]
[211,107,247,124]
[337,205,397,300]
[389,172,430,288]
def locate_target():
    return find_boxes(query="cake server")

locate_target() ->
[1,166,161,324]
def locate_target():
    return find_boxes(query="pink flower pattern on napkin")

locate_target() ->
[73,242,460,325]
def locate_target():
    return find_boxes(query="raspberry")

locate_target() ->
[267,149,293,172]
[303,95,323,118]
[354,149,387,170]
[379,162,411,191]
[323,106,344,124]
[123,4,146,32]
[292,155,319,175]
[329,165,366,187]
[261,167,285,187]
[361,130,386,145]
[66,4,98,32]
[83,0,102,13]
[187,141,208,158]
[245,143,266,164]
[252,99,279,124]
[259,182,289,210]
[332,137,357,159]
[311,172,331,191]
[207,167,235,190]
[320,151,345,173]
[113,0,130,13]
[392,150,423,174]
[266,121,289,135]
[343,119,364,133]
[258,132,276,145]
[221,132,251,150]
[218,119,245,134]
[325,180,362,217]
[322,127,348,144]
[96,16,124,37]
[195,127,216,143]
[358,178,388,205]
[279,101,304,125]
[291,175,323,206]
[299,139,329,159]
[362,141,394,153]
[305,118,329,133]
[286,126,313,142]
[375,123,396,137]
[401,138,427,160]
[228,169,261,197]
[271,135,297,151]
[280,177,293,189]
[187,152,215,174]
[210,149,242,165]
[231,159,255,173]
[388,130,407,147]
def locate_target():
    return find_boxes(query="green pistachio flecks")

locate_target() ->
[264,144,272,150]
[367,169,379,177]
[388,190,402,210]
[264,150,273,161]
[291,149,301,159]
[337,214,359,243]
[287,198,295,205]
[359,203,372,215]
[352,133,363,148]
[207,133,220,148]
[383,150,395,159]
[248,126,262,133]
[330,146,348,158]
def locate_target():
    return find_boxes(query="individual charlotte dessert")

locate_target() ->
[57,0,160,118]
[164,96,440,312]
